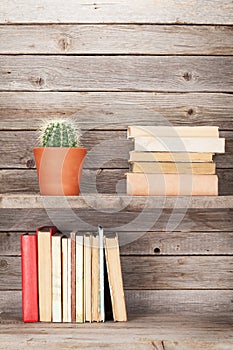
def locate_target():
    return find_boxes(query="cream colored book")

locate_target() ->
[62,237,68,322]
[38,230,53,322]
[129,151,214,163]
[134,137,225,153]
[130,162,216,175]
[91,235,99,322]
[84,234,92,322]
[127,173,218,196]
[52,234,63,323]
[98,226,105,322]
[76,235,84,323]
[67,238,72,323]
[127,126,219,138]
[104,234,127,322]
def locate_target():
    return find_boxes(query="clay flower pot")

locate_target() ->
[34,147,87,196]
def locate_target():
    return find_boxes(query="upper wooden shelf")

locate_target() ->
[0,194,233,210]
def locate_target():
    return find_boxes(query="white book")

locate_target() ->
[62,237,68,322]
[84,234,92,322]
[76,235,84,323]
[67,238,72,323]
[52,234,62,322]
[98,226,105,322]
[134,137,225,153]
[127,126,219,138]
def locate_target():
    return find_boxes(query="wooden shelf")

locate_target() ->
[0,194,233,209]
[0,317,233,350]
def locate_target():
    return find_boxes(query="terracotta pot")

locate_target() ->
[34,147,87,196]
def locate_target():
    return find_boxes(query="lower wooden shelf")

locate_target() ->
[0,316,233,349]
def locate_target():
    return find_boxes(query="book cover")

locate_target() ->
[104,234,127,322]
[84,234,92,322]
[76,235,84,323]
[127,126,219,138]
[129,151,214,163]
[21,233,38,323]
[52,233,63,323]
[67,237,72,322]
[98,226,105,322]
[70,232,76,323]
[127,173,218,196]
[37,226,57,322]
[130,162,216,175]
[62,236,68,322]
[134,137,225,153]
[91,234,99,322]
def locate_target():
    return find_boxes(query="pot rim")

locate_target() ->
[33,147,87,150]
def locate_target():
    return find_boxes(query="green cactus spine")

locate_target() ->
[40,119,81,147]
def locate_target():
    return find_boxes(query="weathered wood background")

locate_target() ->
[0,0,233,324]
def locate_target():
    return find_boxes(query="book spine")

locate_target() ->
[127,173,218,196]
[84,234,92,322]
[71,232,76,323]
[62,238,68,322]
[21,234,38,322]
[67,238,72,322]
[134,137,225,153]
[98,226,105,322]
[38,231,52,322]
[76,235,84,323]
[52,237,62,322]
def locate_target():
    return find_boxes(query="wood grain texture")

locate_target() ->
[1,194,233,210]
[0,168,232,195]
[1,92,233,130]
[1,25,233,55]
[1,231,233,256]
[1,0,232,24]
[1,256,233,290]
[0,207,233,232]
[1,130,232,169]
[1,290,233,323]
[0,56,232,92]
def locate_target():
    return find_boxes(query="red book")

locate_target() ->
[21,234,39,322]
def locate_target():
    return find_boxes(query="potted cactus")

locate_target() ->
[34,119,86,196]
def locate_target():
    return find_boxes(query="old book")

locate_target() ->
[127,126,219,138]
[37,226,57,322]
[52,233,63,323]
[104,234,127,322]
[21,234,38,323]
[70,232,76,323]
[134,137,225,153]
[62,237,68,322]
[76,235,84,323]
[67,237,72,322]
[130,162,216,175]
[98,226,105,322]
[129,151,214,163]
[84,234,92,322]
[62,237,72,322]
[91,235,99,322]
[127,173,218,196]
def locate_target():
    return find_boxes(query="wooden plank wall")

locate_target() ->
[0,0,233,322]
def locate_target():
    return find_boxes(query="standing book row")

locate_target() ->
[127,126,225,196]
[21,226,127,323]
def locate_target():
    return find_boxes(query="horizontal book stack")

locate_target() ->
[127,126,225,196]
[21,226,127,323]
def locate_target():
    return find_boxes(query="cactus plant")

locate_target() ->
[34,118,86,195]
[39,119,82,147]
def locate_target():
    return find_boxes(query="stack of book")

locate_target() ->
[127,126,225,196]
[21,226,127,323]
